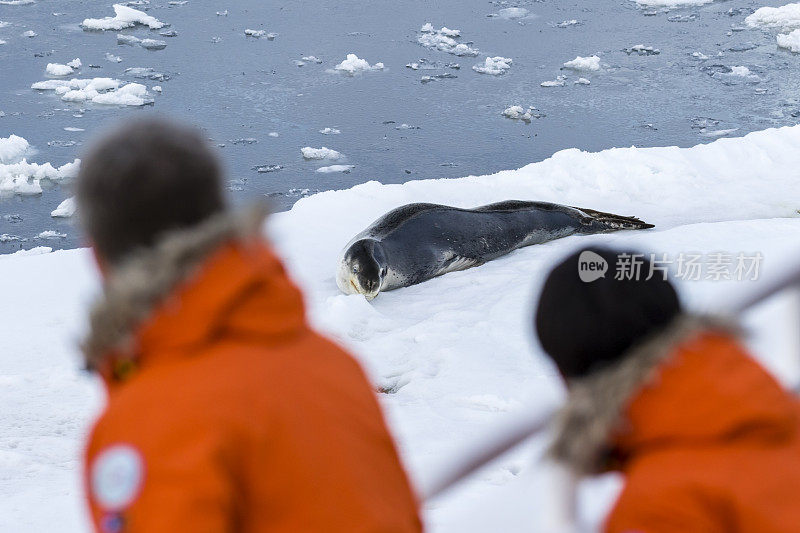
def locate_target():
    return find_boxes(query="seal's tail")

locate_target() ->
[572,206,654,231]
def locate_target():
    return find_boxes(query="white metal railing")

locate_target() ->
[419,259,800,503]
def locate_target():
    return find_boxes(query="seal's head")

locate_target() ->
[337,239,388,300]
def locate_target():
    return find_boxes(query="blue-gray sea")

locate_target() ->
[0,0,797,253]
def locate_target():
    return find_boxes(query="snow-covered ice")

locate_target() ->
[502,105,535,122]
[301,146,343,160]
[51,197,76,218]
[777,29,800,52]
[21,29,36,37]
[0,134,29,163]
[541,75,567,87]
[472,56,513,75]
[562,55,601,72]
[418,23,479,57]
[730,65,752,76]
[319,127,341,135]
[46,60,81,77]
[575,77,591,85]
[116,34,167,50]
[625,45,660,55]
[36,230,67,240]
[31,78,153,106]
[244,29,266,37]
[316,164,354,173]
[3,126,799,531]
[494,8,532,20]
[82,4,164,31]
[333,54,384,75]
[746,3,800,31]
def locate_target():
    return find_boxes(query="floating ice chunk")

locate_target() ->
[417,24,479,56]
[316,165,354,173]
[575,77,591,85]
[67,58,81,69]
[82,4,164,31]
[333,54,384,75]
[0,0,35,4]
[117,33,139,45]
[32,77,152,106]
[0,134,29,163]
[496,7,530,20]
[556,19,580,27]
[319,127,341,135]
[730,65,751,76]
[699,128,739,137]
[625,44,660,55]
[268,132,279,137]
[244,29,266,37]
[0,21,9,28]
[22,30,36,37]
[50,197,76,217]
[0,146,80,197]
[139,38,166,50]
[302,55,322,63]
[541,75,567,87]
[562,55,601,71]
[36,230,67,240]
[778,29,800,52]
[63,127,84,132]
[46,63,75,76]
[253,164,282,173]
[632,0,713,6]
[152,85,162,92]
[301,147,342,160]
[502,105,538,122]
[692,51,709,60]
[472,56,512,75]
[746,4,800,31]
[0,40,5,45]
[105,53,122,62]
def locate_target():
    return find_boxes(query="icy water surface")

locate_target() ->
[1,0,799,252]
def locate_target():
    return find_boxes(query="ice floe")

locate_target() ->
[333,54,384,75]
[418,23,479,56]
[32,78,153,106]
[46,59,81,77]
[319,127,341,135]
[22,30,36,37]
[0,0,35,4]
[746,4,800,31]
[730,65,752,76]
[624,44,660,55]
[0,135,80,196]
[472,56,512,75]
[575,77,591,85]
[777,29,800,51]
[245,29,277,40]
[502,105,538,122]
[562,55,601,71]
[632,0,713,6]
[541,75,567,87]
[116,34,167,50]
[50,197,76,218]
[556,19,581,28]
[316,165,354,173]
[82,4,165,31]
[35,230,67,240]
[490,7,533,20]
[301,147,343,160]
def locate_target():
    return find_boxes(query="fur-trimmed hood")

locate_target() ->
[549,314,749,476]
[82,204,274,373]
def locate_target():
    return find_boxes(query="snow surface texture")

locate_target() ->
[418,23,479,57]
[746,3,800,31]
[0,135,79,196]
[563,55,601,71]
[81,4,165,31]
[333,54,384,75]
[31,78,152,106]
[472,56,513,75]
[2,128,800,532]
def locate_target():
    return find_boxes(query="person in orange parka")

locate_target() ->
[76,118,422,533]
[535,247,800,533]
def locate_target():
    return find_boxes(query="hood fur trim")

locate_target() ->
[82,204,270,371]
[548,314,740,476]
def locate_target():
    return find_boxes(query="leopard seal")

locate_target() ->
[336,201,653,300]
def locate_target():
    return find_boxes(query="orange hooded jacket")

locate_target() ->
[82,212,422,533]
[605,328,800,532]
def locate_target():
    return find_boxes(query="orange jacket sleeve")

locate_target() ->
[605,479,727,533]
[86,412,236,533]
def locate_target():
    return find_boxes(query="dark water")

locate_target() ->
[1,0,798,253]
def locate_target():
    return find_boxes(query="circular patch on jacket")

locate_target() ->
[91,444,143,511]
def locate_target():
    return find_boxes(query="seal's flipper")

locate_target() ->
[571,206,654,231]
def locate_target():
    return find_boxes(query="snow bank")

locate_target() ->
[472,56,513,75]
[301,146,343,160]
[333,54,384,75]
[563,55,601,71]
[777,29,800,51]
[2,127,800,532]
[0,134,29,163]
[746,3,800,31]
[82,4,165,31]
[31,78,153,106]
[0,136,79,196]
[51,197,76,218]
[418,23,479,57]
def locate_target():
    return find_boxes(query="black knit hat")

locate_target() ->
[535,247,681,379]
